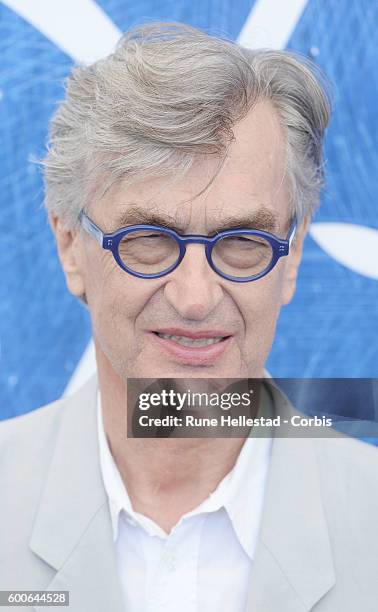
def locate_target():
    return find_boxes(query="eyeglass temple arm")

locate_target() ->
[79,212,104,246]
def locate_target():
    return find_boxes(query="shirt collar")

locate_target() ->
[97,387,272,559]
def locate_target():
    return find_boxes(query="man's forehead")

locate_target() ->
[94,100,288,233]
[106,201,280,234]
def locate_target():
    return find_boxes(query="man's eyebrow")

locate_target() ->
[212,209,279,234]
[110,206,279,234]
[111,206,183,232]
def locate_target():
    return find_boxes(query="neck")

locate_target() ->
[96,348,247,533]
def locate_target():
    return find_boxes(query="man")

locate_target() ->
[1,22,377,612]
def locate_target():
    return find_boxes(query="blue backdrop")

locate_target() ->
[1,0,377,420]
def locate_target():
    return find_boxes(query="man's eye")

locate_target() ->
[124,233,168,242]
[224,236,262,246]
[139,234,163,239]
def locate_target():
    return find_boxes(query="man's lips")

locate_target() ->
[153,327,232,340]
[149,328,233,366]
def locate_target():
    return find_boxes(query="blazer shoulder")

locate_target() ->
[314,434,378,477]
[0,397,69,566]
[311,436,378,601]
[0,377,98,575]
[0,397,66,455]
[0,374,98,455]
[313,435,378,514]
[0,399,70,510]
[0,375,98,480]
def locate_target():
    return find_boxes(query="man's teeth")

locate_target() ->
[157,333,224,347]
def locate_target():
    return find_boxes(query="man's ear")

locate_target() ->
[49,213,86,298]
[281,217,310,306]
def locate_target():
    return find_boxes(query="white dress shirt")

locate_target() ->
[97,394,272,612]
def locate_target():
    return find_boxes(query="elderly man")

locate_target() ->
[1,22,377,612]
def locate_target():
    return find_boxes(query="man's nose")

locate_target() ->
[163,244,224,320]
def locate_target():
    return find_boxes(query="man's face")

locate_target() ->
[55,101,306,380]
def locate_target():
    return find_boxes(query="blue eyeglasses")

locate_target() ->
[79,212,296,283]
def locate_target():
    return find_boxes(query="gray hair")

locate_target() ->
[42,21,332,227]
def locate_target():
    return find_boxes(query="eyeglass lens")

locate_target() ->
[118,230,273,278]
[118,231,180,275]
[211,234,273,278]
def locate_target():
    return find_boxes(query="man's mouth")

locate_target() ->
[150,328,232,366]
[155,333,226,347]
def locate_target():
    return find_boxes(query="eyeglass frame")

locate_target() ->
[79,211,297,283]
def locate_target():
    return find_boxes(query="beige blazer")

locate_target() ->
[1,376,377,611]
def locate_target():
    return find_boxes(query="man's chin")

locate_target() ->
[128,360,253,381]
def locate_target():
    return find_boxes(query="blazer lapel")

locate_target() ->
[29,376,124,612]
[246,384,336,611]
[33,505,124,612]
